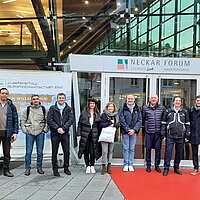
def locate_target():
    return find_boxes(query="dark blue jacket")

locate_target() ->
[47,102,73,134]
[142,103,164,134]
[189,106,200,144]
[6,99,19,137]
[161,107,190,139]
[119,103,142,134]
[99,112,119,142]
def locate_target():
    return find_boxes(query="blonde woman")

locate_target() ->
[99,102,119,175]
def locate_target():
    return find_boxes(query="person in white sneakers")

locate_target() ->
[119,94,142,172]
[77,98,102,174]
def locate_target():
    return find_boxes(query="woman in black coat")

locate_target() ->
[99,102,119,175]
[77,98,101,174]
[189,95,200,175]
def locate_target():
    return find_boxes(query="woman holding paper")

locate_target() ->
[99,102,119,175]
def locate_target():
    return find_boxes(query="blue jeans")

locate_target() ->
[25,133,45,170]
[122,133,137,166]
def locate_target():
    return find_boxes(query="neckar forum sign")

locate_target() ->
[69,54,199,74]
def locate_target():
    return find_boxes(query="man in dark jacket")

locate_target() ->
[0,88,18,177]
[47,93,73,177]
[161,96,190,176]
[189,95,200,175]
[142,94,164,173]
[119,94,142,172]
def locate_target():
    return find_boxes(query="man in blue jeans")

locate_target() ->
[119,94,142,172]
[20,95,49,176]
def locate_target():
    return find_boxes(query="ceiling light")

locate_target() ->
[82,16,86,20]
[88,26,92,30]
[73,40,76,43]
[85,1,89,4]
[17,11,33,14]
[117,2,121,6]
[68,46,71,49]
[8,33,20,34]
[134,7,139,12]
[3,0,16,3]
[16,15,24,18]
[0,30,13,31]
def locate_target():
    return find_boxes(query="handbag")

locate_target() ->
[99,126,116,143]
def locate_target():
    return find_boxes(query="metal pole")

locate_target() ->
[52,0,61,66]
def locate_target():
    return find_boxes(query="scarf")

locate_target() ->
[104,109,119,124]
[126,102,135,113]
[194,104,200,111]
[57,102,66,116]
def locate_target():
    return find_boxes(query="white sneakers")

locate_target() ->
[86,166,91,174]
[123,166,129,172]
[86,166,96,174]
[123,166,134,172]
[90,166,96,174]
[129,166,135,172]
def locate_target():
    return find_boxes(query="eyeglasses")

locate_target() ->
[0,93,8,95]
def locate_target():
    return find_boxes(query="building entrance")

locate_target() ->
[101,73,198,165]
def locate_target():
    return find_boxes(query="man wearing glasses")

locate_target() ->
[20,95,48,176]
[0,88,18,177]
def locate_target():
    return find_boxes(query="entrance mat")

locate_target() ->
[110,167,200,200]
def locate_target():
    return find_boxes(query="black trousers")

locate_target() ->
[164,137,184,170]
[51,133,70,171]
[84,131,95,166]
[0,135,11,172]
[145,133,162,167]
[191,144,199,170]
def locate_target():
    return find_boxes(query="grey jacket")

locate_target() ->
[20,105,49,136]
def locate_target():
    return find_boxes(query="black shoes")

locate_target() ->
[4,171,14,177]
[24,169,30,176]
[37,169,44,174]
[64,168,71,175]
[174,169,182,175]
[155,167,161,173]
[163,169,168,176]
[53,171,60,177]
[146,166,151,172]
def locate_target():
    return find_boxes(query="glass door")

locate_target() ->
[102,74,149,160]
[156,76,197,162]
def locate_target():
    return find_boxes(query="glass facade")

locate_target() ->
[93,0,200,58]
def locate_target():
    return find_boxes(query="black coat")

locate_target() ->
[189,106,200,144]
[99,112,119,142]
[47,102,73,134]
[161,107,190,139]
[77,108,102,160]
[119,103,142,134]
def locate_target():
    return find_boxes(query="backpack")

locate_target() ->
[26,105,46,122]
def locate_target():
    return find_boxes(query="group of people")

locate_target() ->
[77,94,200,177]
[0,88,73,177]
[0,87,200,178]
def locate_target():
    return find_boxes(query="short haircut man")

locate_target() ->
[20,94,49,176]
[0,88,18,177]
[47,93,73,177]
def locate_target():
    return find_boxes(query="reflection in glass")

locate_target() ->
[109,77,148,159]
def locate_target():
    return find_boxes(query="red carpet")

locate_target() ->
[110,167,200,200]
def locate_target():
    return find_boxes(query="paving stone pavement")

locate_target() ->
[0,160,125,200]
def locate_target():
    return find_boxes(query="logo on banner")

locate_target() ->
[117,59,128,70]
